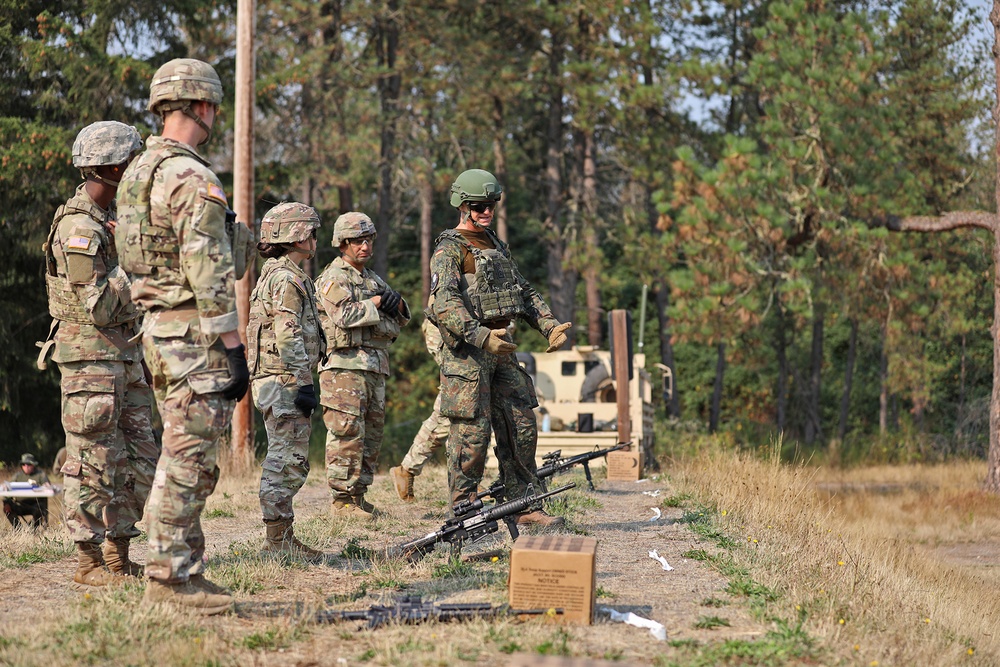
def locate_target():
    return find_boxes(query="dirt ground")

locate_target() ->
[0,466,771,666]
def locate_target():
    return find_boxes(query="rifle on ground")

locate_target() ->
[394,482,575,562]
[537,441,631,491]
[459,442,632,513]
[316,595,562,629]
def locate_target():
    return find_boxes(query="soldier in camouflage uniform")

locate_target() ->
[248,202,325,560]
[115,59,255,615]
[38,121,159,586]
[389,316,450,502]
[317,212,410,518]
[428,169,571,524]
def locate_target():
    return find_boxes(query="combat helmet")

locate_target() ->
[260,202,321,244]
[449,169,503,208]
[72,121,142,185]
[147,58,223,145]
[332,212,376,247]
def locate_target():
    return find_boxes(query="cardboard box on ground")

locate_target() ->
[508,535,597,625]
[605,447,643,481]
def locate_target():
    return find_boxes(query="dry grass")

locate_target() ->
[668,441,1000,666]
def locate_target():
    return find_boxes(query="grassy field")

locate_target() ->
[1,439,998,666]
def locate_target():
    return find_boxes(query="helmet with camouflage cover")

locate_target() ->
[260,202,321,244]
[147,58,223,114]
[332,212,376,247]
[450,169,503,208]
[72,121,142,169]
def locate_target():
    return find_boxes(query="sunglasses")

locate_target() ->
[468,201,497,213]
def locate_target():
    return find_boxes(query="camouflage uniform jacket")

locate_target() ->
[116,136,238,336]
[316,256,410,376]
[248,256,325,386]
[45,183,142,363]
[428,228,559,349]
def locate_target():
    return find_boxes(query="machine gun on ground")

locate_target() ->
[394,483,575,562]
[451,442,632,518]
[316,595,562,629]
[537,441,631,491]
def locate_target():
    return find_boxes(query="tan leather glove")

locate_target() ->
[545,322,572,353]
[483,329,517,355]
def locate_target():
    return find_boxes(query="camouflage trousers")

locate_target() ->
[320,368,385,500]
[438,342,541,506]
[253,374,311,522]
[58,358,157,544]
[142,313,233,583]
[400,389,450,475]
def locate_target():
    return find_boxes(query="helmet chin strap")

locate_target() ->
[182,105,214,146]
[83,168,121,188]
[464,207,489,229]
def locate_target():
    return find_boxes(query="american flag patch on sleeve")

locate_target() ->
[66,236,93,250]
[206,183,228,206]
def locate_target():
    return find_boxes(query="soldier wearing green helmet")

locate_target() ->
[427,168,572,525]
[316,212,410,519]
[115,58,251,615]
[247,202,326,561]
[38,120,160,587]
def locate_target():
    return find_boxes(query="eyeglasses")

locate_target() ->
[468,201,497,214]
[348,235,375,247]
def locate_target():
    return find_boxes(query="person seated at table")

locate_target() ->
[3,453,51,528]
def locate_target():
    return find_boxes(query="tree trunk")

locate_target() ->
[372,0,400,278]
[709,342,726,434]
[492,95,508,244]
[879,332,889,435]
[987,0,1000,492]
[542,19,576,329]
[774,300,788,433]
[581,131,601,347]
[837,318,858,442]
[805,306,824,445]
[419,176,433,308]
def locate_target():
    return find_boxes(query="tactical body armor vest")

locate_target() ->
[43,197,129,326]
[438,228,526,324]
[247,259,326,376]
[115,144,189,274]
[323,263,400,351]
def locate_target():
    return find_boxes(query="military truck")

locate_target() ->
[509,345,658,468]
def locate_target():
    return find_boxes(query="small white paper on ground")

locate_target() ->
[648,507,662,522]
[642,489,661,497]
[600,606,667,641]
[635,479,649,483]
[648,549,674,571]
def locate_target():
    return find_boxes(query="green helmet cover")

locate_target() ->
[450,169,503,208]
[148,58,224,114]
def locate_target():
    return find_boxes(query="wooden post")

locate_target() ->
[610,309,631,445]
[231,0,256,472]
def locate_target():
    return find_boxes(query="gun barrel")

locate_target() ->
[537,442,631,479]
[481,482,575,521]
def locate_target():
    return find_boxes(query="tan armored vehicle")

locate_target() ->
[512,345,657,468]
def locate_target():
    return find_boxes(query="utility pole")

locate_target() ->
[231,0,256,472]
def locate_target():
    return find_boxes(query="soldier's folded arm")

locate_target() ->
[429,244,490,348]
[318,278,380,329]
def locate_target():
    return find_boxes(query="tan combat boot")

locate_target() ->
[515,510,566,528]
[389,466,414,502]
[261,518,324,562]
[73,542,124,587]
[103,538,143,577]
[144,578,232,615]
[331,496,379,520]
[189,573,230,595]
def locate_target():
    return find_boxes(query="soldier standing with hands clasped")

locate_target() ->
[427,169,571,524]
[116,58,255,615]
[317,212,410,519]
[247,202,325,560]
[39,121,159,586]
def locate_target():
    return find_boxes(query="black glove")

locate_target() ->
[379,288,401,315]
[294,384,318,417]
[220,344,250,401]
